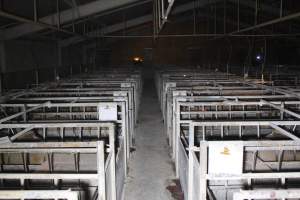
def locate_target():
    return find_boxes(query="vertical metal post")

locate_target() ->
[121,104,128,175]
[0,41,5,93]
[237,0,240,31]
[72,22,75,33]
[22,105,27,122]
[153,0,156,37]
[56,0,60,28]
[280,102,284,120]
[188,123,194,200]
[83,23,86,35]
[280,0,283,18]
[71,1,76,33]
[223,0,226,34]
[161,0,164,21]
[214,2,217,34]
[255,0,258,25]
[33,0,38,22]
[175,102,180,177]
[193,0,196,34]
[54,68,57,81]
[199,142,208,200]
[226,63,229,75]
[0,73,2,94]
[206,0,210,34]
[123,11,126,36]
[57,43,62,67]
[109,124,116,200]
[35,69,39,86]
[70,65,73,77]
[158,0,161,29]
[97,141,106,200]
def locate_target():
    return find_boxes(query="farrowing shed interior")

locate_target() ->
[0,0,300,200]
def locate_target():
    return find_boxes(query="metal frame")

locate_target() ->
[188,137,300,200]
[0,140,111,200]
[232,189,300,200]
[3,70,142,147]
[0,101,131,158]
[156,69,300,200]
[0,189,79,200]
[0,69,142,200]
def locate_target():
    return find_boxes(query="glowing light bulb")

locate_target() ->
[256,54,262,61]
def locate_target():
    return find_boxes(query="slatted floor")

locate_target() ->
[124,79,175,200]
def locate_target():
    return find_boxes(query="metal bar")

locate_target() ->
[207,172,300,180]
[57,0,61,28]
[261,99,300,119]
[0,122,114,129]
[0,10,87,38]
[255,0,258,25]
[237,0,240,30]
[187,123,194,200]
[223,0,226,33]
[230,11,300,35]
[189,121,300,126]
[0,190,79,200]
[0,101,50,124]
[4,0,146,40]
[199,142,208,200]
[280,0,283,18]
[0,173,98,180]
[97,141,106,200]
[269,123,300,142]
[233,189,300,200]
[33,0,38,22]
[109,123,117,200]
[10,126,34,141]
[0,141,98,148]
[76,33,300,38]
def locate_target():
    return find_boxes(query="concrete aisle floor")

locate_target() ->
[124,79,175,200]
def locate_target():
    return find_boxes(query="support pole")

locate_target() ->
[97,141,106,200]
[33,0,38,22]
[188,123,194,200]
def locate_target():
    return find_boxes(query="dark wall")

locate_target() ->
[104,19,300,77]
[4,40,58,72]
[62,44,84,66]
[1,40,84,90]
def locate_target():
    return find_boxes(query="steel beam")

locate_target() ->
[0,10,86,38]
[230,11,300,35]
[261,99,300,119]
[269,123,300,142]
[0,101,50,124]
[2,0,143,40]
[61,0,220,46]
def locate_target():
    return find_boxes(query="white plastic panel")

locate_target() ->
[208,142,243,175]
[98,105,118,121]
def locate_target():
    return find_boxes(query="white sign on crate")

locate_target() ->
[208,142,243,175]
[98,105,118,121]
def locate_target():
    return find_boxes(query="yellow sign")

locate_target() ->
[220,147,230,155]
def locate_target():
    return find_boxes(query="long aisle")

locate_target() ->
[124,79,175,199]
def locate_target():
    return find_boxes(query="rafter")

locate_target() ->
[1,0,143,40]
